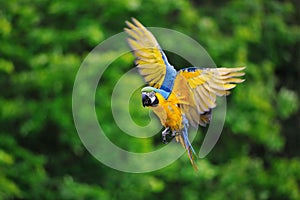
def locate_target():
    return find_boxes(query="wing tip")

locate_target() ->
[131,17,139,25]
[125,20,133,27]
[125,17,144,29]
[240,78,246,83]
[230,66,246,71]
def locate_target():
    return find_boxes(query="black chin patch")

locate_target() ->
[152,97,159,106]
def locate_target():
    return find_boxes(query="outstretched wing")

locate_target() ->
[173,67,245,127]
[125,18,176,92]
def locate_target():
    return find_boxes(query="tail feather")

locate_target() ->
[176,133,198,171]
[176,116,198,171]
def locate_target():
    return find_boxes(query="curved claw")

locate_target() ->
[171,130,177,137]
[162,127,170,143]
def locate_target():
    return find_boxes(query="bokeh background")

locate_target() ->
[1,0,300,199]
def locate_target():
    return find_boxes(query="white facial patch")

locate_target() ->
[148,91,156,103]
[142,91,156,103]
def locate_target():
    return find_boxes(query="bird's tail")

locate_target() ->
[175,115,198,171]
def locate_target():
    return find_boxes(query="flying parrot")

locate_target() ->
[125,18,245,170]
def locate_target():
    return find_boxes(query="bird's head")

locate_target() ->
[141,86,159,107]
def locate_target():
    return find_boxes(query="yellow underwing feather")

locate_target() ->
[224,78,245,83]
[222,72,245,77]
[138,67,164,76]
[134,50,157,59]
[197,87,216,108]
[173,67,245,126]
[172,73,195,105]
[124,28,140,40]
[125,18,172,89]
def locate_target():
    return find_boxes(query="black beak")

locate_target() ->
[142,93,150,107]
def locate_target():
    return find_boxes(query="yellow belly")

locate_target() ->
[151,93,183,131]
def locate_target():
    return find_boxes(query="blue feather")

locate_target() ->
[182,115,196,155]
[159,50,176,94]
[153,88,170,100]
[180,67,199,72]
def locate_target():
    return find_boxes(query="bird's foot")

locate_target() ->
[171,130,178,137]
[162,127,170,144]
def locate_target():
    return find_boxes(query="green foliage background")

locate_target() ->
[1,0,300,199]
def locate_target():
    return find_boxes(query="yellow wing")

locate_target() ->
[173,67,246,127]
[125,18,176,89]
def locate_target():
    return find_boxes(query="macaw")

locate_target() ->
[125,18,245,170]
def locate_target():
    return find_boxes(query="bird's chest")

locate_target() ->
[151,93,183,131]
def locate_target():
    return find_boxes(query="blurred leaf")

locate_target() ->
[277,88,299,119]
